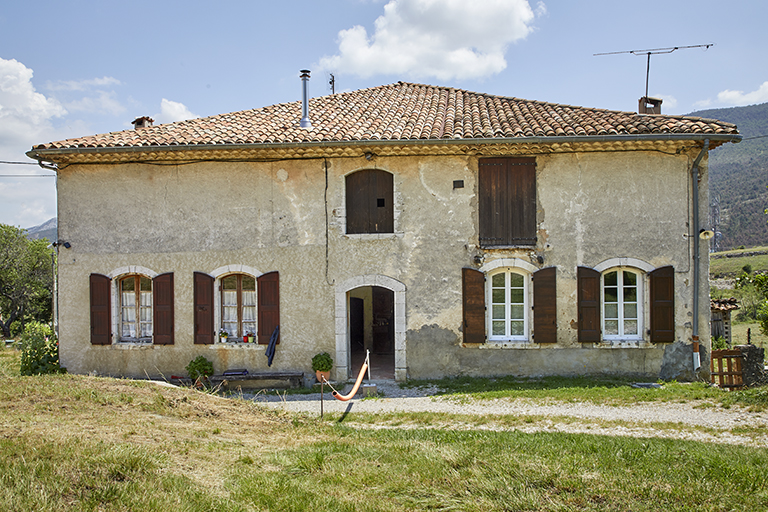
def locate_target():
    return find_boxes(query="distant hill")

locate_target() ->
[687,102,768,250]
[25,217,57,243]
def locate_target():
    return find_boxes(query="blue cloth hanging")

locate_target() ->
[265,325,279,367]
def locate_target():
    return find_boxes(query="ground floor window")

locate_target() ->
[601,269,643,340]
[220,274,256,339]
[487,269,529,341]
[120,275,152,342]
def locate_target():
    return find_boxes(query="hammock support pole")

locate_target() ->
[323,350,370,402]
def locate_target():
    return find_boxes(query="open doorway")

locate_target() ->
[348,286,395,380]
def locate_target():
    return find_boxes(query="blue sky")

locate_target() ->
[1,0,766,229]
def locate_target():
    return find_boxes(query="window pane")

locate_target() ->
[604,287,618,303]
[510,321,524,336]
[140,276,151,291]
[605,320,618,336]
[222,290,237,307]
[624,320,638,335]
[623,271,637,286]
[510,305,524,320]
[121,277,135,292]
[492,289,505,304]
[222,275,237,290]
[509,289,524,304]
[623,287,637,302]
[492,273,505,287]
[492,305,505,320]
[492,321,505,336]
[509,273,524,288]
[624,304,637,320]
[242,321,256,334]
[604,304,618,319]
[242,290,256,307]
[242,275,256,291]
[604,271,617,287]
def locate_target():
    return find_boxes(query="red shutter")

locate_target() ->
[478,157,536,247]
[193,272,214,345]
[90,273,111,345]
[462,267,486,344]
[533,267,557,343]
[650,266,675,342]
[153,273,174,345]
[577,267,601,343]
[258,271,280,345]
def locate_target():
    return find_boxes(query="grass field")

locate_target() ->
[710,245,768,277]
[2,348,768,511]
[731,321,768,350]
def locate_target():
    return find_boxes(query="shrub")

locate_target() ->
[19,322,65,375]
[711,336,730,350]
[186,356,214,381]
[311,352,333,372]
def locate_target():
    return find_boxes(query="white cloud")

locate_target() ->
[317,0,540,80]
[46,76,121,91]
[65,90,126,116]
[653,94,677,111]
[692,99,712,109]
[716,81,768,106]
[155,98,197,124]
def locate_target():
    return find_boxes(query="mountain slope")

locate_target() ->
[688,103,768,249]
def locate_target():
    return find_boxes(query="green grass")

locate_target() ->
[3,351,768,510]
[710,245,768,277]
[731,321,768,350]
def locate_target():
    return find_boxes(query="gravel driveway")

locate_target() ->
[249,381,768,447]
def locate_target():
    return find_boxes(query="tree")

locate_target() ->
[0,224,53,339]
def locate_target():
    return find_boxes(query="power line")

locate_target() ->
[0,160,39,165]
[0,174,56,177]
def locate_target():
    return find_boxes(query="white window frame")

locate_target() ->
[218,273,257,341]
[486,267,531,342]
[601,267,644,341]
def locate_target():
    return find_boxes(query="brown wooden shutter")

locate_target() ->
[346,170,393,234]
[153,273,174,345]
[478,157,536,247]
[193,272,214,345]
[462,267,486,344]
[533,267,557,343]
[90,273,111,345]
[577,267,601,343]
[258,271,280,345]
[650,266,675,342]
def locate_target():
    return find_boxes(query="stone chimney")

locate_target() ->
[132,116,155,129]
[638,97,662,115]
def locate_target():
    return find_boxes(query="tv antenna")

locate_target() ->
[594,44,713,101]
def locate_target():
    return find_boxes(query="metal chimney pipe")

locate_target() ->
[300,70,312,129]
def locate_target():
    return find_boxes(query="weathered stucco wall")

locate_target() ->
[56,147,709,381]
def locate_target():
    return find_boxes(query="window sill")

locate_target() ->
[343,232,404,241]
[477,340,538,349]
[112,342,154,350]
[597,339,650,348]
[212,343,265,350]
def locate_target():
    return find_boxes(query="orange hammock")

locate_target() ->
[323,351,369,402]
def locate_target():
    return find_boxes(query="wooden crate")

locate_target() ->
[710,349,744,389]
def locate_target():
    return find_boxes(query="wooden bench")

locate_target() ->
[209,370,305,389]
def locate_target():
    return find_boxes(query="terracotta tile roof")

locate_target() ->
[31,82,739,151]
[711,297,740,312]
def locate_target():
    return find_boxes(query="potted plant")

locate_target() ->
[219,329,229,342]
[247,331,255,343]
[311,352,333,383]
[186,355,214,388]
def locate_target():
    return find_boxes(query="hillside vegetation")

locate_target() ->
[688,102,768,249]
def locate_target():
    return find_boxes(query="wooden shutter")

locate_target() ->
[462,267,486,344]
[577,267,601,342]
[90,273,112,345]
[650,266,675,342]
[346,170,393,234]
[258,271,280,345]
[533,267,557,343]
[478,157,536,247]
[193,272,214,345]
[153,273,174,345]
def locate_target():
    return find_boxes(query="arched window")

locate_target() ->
[601,268,643,340]
[119,275,152,342]
[487,268,529,341]
[220,274,257,338]
[345,169,394,234]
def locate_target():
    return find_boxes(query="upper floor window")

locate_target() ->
[221,274,257,338]
[601,269,642,340]
[478,157,536,247]
[120,275,153,342]
[346,169,393,234]
[487,268,529,341]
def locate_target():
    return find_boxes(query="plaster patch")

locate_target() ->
[276,169,288,182]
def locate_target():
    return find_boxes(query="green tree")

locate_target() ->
[0,224,53,339]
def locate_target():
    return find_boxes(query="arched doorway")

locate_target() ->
[335,275,406,381]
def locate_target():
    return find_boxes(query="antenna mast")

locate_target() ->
[594,44,713,100]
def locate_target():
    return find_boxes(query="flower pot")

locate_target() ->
[248,336,254,343]
[243,335,248,343]
[315,370,330,383]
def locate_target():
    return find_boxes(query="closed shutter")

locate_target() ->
[478,157,536,247]
[346,170,393,234]
[193,272,214,345]
[533,267,557,343]
[577,267,601,342]
[462,267,486,344]
[650,266,675,342]
[90,273,112,345]
[153,273,174,345]
[258,271,280,345]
